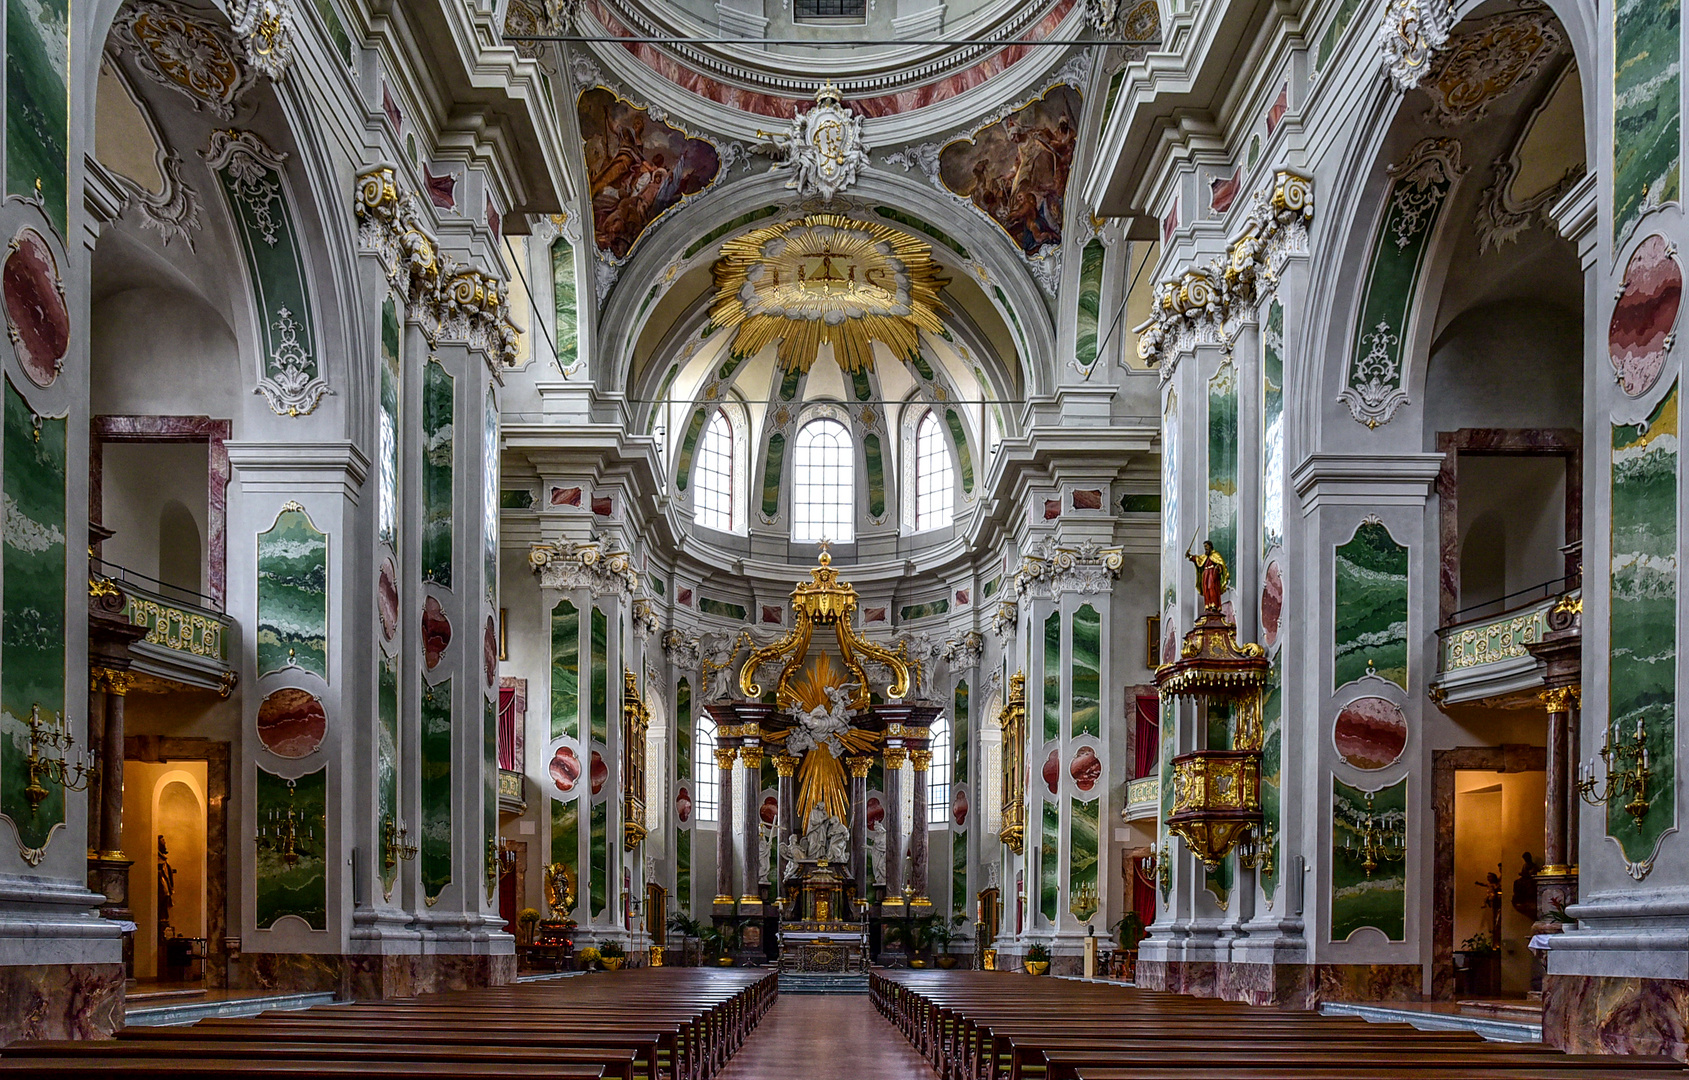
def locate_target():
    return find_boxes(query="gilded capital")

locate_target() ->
[713,746,739,770]
[91,669,134,696]
[774,754,800,778]
[1540,685,1582,712]
[910,749,933,772]
[847,756,873,779]
[884,747,908,770]
[740,745,765,770]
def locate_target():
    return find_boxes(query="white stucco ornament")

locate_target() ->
[767,83,870,203]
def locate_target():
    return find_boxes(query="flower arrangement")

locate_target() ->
[578,945,602,967]
[599,940,625,959]
[1025,943,1051,963]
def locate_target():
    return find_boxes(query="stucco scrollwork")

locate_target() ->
[228,0,298,81]
[988,600,1018,643]
[632,597,659,641]
[763,84,870,203]
[942,630,985,671]
[1377,0,1454,93]
[661,628,700,671]
[1013,538,1125,600]
[529,537,639,599]
[1419,11,1565,126]
[111,1,257,119]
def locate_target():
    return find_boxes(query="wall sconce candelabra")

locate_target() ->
[1578,719,1651,822]
[1238,822,1277,878]
[255,778,316,867]
[495,835,521,871]
[1068,882,1099,922]
[22,705,95,815]
[382,814,418,870]
[1345,790,1405,878]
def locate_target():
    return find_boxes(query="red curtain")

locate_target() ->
[497,686,517,771]
[1132,694,1159,779]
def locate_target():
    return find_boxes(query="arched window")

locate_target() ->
[927,713,952,827]
[694,410,735,532]
[695,713,719,823]
[913,411,955,532]
[793,418,854,544]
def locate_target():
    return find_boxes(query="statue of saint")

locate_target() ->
[1187,540,1229,614]
[867,820,888,886]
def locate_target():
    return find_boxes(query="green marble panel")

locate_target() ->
[873,207,970,258]
[550,799,579,917]
[684,206,781,260]
[648,574,665,597]
[1120,493,1160,514]
[944,409,974,494]
[716,351,745,383]
[484,696,497,901]
[1069,797,1098,913]
[551,238,578,371]
[901,599,949,621]
[1162,396,1180,611]
[910,352,936,381]
[422,359,454,586]
[1071,606,1100,739]
[484,387,498,605]
[378,655,399,897]
[1333,521,1408,690]
[1040,801,1059,924]
[1205,855,1233,910]
[256,506,327,680]
[311,0,354,65]
[1262,301,1285,553]
[590,608,609,746]
[1331,776,1407,941]
[1043,613,1061,743]
[952,830,968,921]
[6,0,68,236]
[255,766,327,929]
[1316,0,1364,69]
[700,597,747,620]
[954,681,969,788]
[675,409,706,492]
[1100,68,1127,133]
[0,380,65,848]
[1075,240,1104,369]
[991,286,1027,356]
[1207,362,1238,572]
[551,599,579,741]
[379,297,400,547]
[853,370,873,402]
[1609,383,1678,864]
[500,489,534,509]
[590,800,608,919]
[1615,0,1681,246]
[983,576,1001,599]
[762,432,786,519]
[420,679,453,903]
[1259,657,1283,900]
[778,368,802,401]
[865,434,886,518]
[676,678,692,778]
[677,825,691,914]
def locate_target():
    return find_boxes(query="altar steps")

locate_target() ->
[780,972,869,995]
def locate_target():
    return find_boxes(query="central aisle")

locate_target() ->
[716,991,937,1078]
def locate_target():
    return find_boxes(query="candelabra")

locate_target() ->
[496,835,521,870]
[1578,719,1651,822]
[254,778,315,867]
[1238,823,1277,878]
[23,704,95,815]
[382,814,418,870]
[1343,790,1405,879]
[1068,881,1099,922]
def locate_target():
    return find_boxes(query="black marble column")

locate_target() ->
[848,756,870,909]
[775,754,797,909]
[740,744,764,904]
[714,746,736,905]
[910,745,931,905]
[883,746,907,910]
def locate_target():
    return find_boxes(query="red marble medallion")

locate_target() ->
[1333,696,1409,770]
[1261,559,1284,649]
[549,745,582,793]
[484,616,498,687]
[866,796,884,830]
[676,784,692,822]
[4,229,68,388]
[1610,234,1681,397]
[256,688,327,758]
[1042,748,1061,794]
[377,557,398,641]
[760,795,777,825]
[951,786,969,827]
[422,595,451,669]
[590,750,608,795]
[1069,746,1102,792]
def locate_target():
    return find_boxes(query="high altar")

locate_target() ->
[704,549,942,971]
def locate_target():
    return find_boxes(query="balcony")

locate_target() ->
[1124,775,1160,823]
[1431,587,1580,707]
[95,561,237,696]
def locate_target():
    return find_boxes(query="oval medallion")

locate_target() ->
[1610,234,1682,397]
[3,229,68,388]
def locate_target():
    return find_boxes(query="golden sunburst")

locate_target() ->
[709,213,949,374]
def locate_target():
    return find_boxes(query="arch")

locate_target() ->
[158,499,203,597]
[792,417,856,544]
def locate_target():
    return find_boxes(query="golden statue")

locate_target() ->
[1187,540,1229,614]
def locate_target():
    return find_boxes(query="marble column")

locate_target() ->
[910,747,932,905]
[85,683,106,865]
[740,744,764,904]
[883,746,907,908]
[848,756,871,907]
[1536,685,1581,933]
[775,754,798,910]
[714,746,737,905]
[90,670,135,975]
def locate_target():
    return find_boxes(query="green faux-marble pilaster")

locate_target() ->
[1204,855,1233,909]
[551,238,579,371]
[865,434,886,518]
[945,409,974,494]
[590,800,608,918]
[378,656,399,897]
[256,506,328,680]
[1042,613,1061,743]
[953,681,969,789]
[676,826,691,914]
[590,608,609,746]
[1208,363,1238,572]
[1157,715,1174,902]
[1071,606,1101,738]
[952,829,968,921]
[761,433,785,519]
[255,766,327,929]
[6,0,68,236]
[421,359,454,586]
[310,0,354,65]
[0,379,66,849]
[1262,301,1285,554]
[1331,776,1407,941]
[551,599,580,740]
[1069,798,1098,912]
[1608,383,1678,866]
[1333,521,1408,690]
[675,409,706,491]
[852,370,873,402]
[1259,659,1283,900]
[1162,393,1180,612]
[1614,0,1681,246]
[1074,240,1104,369]
[484,696,498,901]
[379,297,401,547]
[550,799,579,917]
[1040,802,1059,924]
[676,679,692,777]
[483,388,498,605]
[420,679,453,904]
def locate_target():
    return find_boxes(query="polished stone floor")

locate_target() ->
[716,992,937,1078]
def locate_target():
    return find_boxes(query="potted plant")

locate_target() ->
[1024,943,1050,976]
[701,922,740,966]
[668,912,705,967]
[516,907,541,947]
[578,945,602,971]
[930,915,967,969]
[883,914,935,966]
[599,940,627,970]
[1456,932,1501,997]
